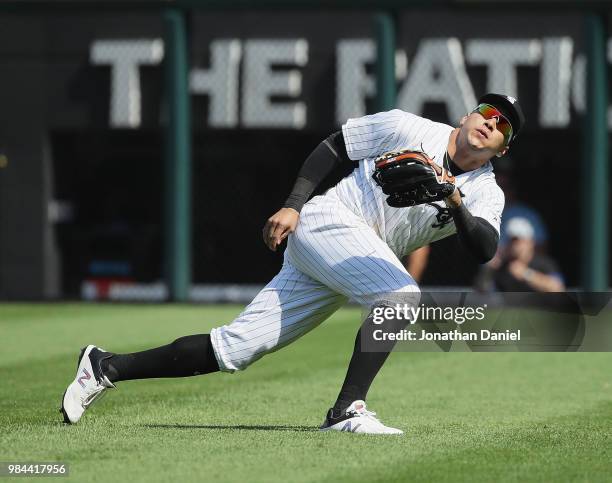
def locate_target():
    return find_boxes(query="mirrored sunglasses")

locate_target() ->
[472,103,513,144]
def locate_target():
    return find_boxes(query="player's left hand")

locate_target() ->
[262,207,299,251]
[444,187,462,208]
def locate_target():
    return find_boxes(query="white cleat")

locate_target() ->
[319,400,403,435]
[60,345,115,424]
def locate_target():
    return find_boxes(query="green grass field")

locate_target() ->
[1,304,611,482]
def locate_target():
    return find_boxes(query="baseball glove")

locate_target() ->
[372,149,456,207]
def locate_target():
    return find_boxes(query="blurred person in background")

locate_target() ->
[475,217,564,292]
[495,161,549,252]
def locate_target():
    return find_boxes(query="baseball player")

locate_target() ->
[61,93,524,435]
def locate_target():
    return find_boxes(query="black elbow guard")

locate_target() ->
[450,204,499,264]
[478,225,499,263]
[470,219,499,264]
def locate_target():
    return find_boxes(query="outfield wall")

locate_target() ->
[0,7,608,299]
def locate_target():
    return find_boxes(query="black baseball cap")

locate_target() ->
[477,93,525,144]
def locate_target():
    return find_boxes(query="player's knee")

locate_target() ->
[397,282,420,297]
[384,283,421,307]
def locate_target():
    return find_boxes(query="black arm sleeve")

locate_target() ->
[283,131,352,212]
[449,203,499,264]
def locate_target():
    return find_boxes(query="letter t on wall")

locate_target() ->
[91,39,164,128]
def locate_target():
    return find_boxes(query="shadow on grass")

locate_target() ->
[143,423,316,432]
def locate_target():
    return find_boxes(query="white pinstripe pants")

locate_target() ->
[210,194,420,372]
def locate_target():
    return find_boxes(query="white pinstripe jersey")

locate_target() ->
[325,109,505,259]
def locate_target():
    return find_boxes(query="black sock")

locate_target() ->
[101,334,220,383]
[332,306,408,414]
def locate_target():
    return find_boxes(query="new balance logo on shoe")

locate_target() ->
[319,401,403,434]
[77,368,92,388]
[341,421,361,433]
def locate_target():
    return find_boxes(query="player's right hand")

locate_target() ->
[263,207,299,252]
